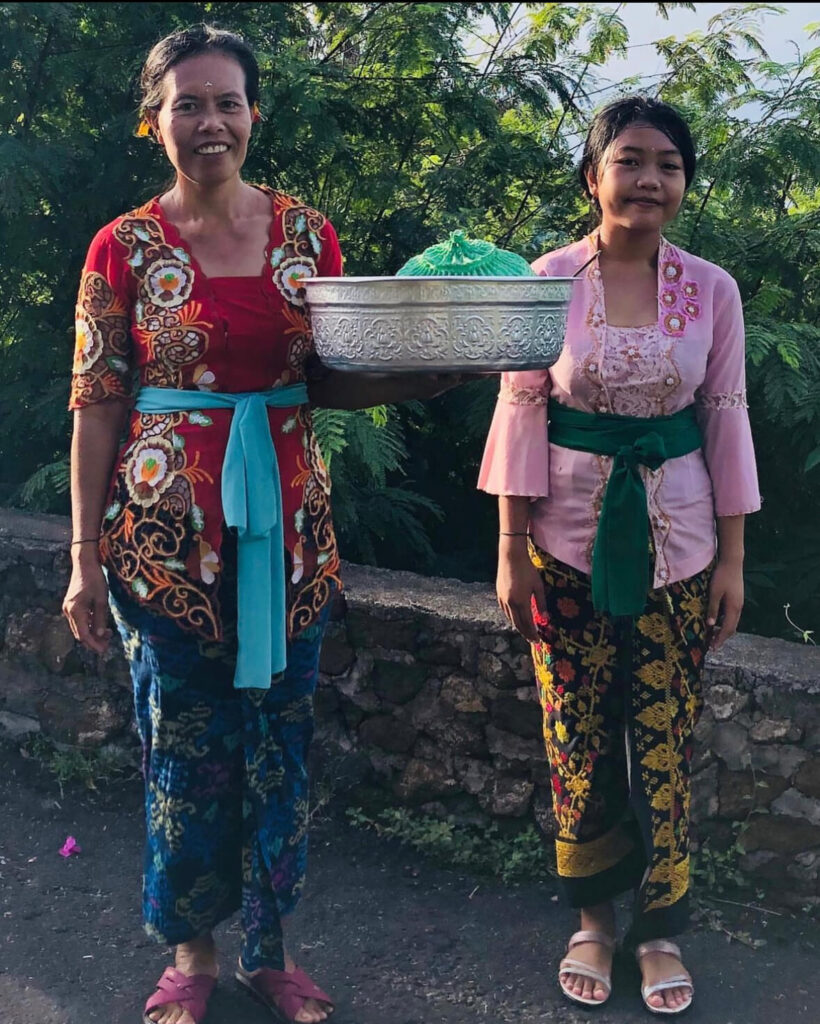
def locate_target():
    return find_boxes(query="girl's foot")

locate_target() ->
[146,935,219,1024]
[636,940,694,1014]
[559,902,617,1004]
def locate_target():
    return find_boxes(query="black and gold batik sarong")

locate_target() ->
[530,544,711,942]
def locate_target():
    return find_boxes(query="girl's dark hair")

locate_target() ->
[579,95,697,199]
[139,24,259,112]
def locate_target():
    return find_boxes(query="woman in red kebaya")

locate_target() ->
[63,24,459,1024]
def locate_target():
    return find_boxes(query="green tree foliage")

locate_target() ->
[1,2,818,637]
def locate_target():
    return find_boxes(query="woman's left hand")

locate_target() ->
[706,559,744,651]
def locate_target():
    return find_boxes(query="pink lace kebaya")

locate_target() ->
[478,232,761,587]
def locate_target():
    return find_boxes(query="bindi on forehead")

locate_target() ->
[166,54,245,92]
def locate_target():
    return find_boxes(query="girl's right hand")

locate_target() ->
[62,555,112,655]
[496,539,548,643]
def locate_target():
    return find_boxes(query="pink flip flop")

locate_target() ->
[143,966,217,1024]
[235,961,335,1022]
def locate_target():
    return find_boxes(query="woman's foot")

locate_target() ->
[146,934,219,1024]
[239,948,331,1023]
[559,902,616,1003]
[636,941,693,1013]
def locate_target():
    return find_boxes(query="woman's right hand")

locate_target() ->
[496,537,548,643]
[62,552,112,655]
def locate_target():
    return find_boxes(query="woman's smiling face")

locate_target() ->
[151,52,253,186]
[586,123,687,231]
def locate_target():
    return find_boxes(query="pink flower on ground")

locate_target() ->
[59,836,81,858]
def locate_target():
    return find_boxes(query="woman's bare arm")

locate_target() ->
[62,401,130,653]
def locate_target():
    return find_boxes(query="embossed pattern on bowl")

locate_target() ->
[303,276,577,372]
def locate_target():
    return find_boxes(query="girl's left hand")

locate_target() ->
[706,560,744,651]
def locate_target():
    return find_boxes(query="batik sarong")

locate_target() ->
[109,535,332,970]
[530,544,711,941]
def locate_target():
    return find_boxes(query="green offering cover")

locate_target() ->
[396,230,534,277]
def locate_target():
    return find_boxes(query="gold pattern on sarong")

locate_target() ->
[556,825,636,879]
[529,544,711,926]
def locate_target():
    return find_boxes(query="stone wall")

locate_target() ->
[3,508,820,906]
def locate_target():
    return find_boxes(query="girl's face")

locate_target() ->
[586,123,687,232]
[150,52,253,187]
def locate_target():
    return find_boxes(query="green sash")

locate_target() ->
[548,400,702,618]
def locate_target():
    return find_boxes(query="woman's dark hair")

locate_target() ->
[579,95,697,200]
[139,24,259,112]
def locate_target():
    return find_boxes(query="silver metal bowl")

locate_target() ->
[303,276,576,372]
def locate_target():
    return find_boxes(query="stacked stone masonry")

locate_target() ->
[3,508,820,907]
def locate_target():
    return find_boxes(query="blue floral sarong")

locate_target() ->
[109,533,332,971]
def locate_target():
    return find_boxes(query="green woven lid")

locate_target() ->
[396,230,534,277]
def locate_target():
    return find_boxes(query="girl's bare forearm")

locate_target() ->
[716,514,745,567]
[498,495,532,557]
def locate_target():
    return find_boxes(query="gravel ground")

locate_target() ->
[2,740,819,1024]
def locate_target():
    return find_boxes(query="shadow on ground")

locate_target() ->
[1,740,818,1024]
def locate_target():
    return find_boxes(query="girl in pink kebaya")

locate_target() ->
[480,96,760,1015]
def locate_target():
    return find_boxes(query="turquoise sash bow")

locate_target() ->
[135,384,309,689]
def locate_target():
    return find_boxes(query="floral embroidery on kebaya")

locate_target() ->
[74,316,104,372]
[146,259,194,309]
[71,271,132,404]
[273,256,317,307]
[193,364,217,391]
[125,438,176,507]
[658,250,701,337]
[197,539,220,585]
[291,539,305,584]
[664,312,685,335]
[71,189,342,643]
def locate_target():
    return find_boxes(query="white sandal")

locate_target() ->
[558,930,615,1007]
[636,939,694,1015]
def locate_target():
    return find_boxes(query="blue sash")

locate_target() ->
[135,384,309,689]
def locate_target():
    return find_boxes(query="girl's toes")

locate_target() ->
[649,992,665,1009]
[581,978,595,1001]
[594,983,607,1001]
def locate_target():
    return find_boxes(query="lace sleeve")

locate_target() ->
[499,380,549,405]
[697,390,748,411]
